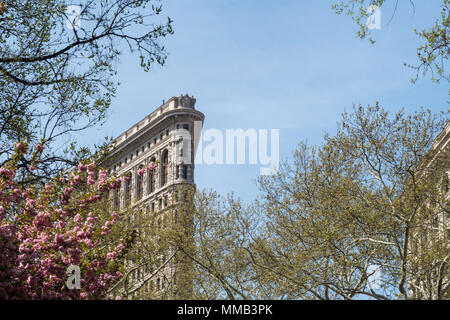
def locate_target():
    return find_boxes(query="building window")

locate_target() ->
[161,150,169,186]
[176,165,179,179]
[182,165,188,179]
[166,129,169,136]
[148,157,156,194]
[137,171,143,200]
[124,175,131,204]
[159,198,163,209]
[151,202,155,212]
[183,124,189,131]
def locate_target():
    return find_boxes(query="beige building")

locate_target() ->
[104,95,204,299]
[408,121,450,299]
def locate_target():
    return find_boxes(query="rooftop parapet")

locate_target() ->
[110,94,199,149]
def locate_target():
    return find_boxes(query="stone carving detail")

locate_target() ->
[176,94,196,109]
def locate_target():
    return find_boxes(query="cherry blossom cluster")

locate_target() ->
[0,142,128,299]
[136,161,158,177]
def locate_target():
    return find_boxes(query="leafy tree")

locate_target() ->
[105,194,178,300]
[252,105,449,299]
[0,0,173,182]
[173,189,261,300]
[332,0,449,83]
[106,186,262,300]
[96,107,448,300]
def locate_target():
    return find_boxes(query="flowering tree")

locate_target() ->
[0,142,128,299]
[0,0,173,183]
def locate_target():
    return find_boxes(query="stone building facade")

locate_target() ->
[104,95,204,299]
[408,121,450,299]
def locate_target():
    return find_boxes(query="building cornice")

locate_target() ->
[105,95,204,165]
[432,121,450,152]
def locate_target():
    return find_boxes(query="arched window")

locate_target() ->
[148,157,156,194]
[136,169,143,200]
[161,150,169,186]
[124,173,131,205]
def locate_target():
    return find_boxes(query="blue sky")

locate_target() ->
[81,0,448,202]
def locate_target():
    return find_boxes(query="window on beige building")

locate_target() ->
[182,165,187,179]
[124,174,131,205]
[137,171,143,200]
[148,157,156,194]
[161,149,168,186]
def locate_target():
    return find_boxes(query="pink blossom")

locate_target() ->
[109,178,122,190]
[87,162,96,172]
[15,142,27,152]
[56,220,66,230]
[74,214,83,224]
[71,175,83,186]
[0,144,124,300]
[36,144,45,152]
[147,162,157,171]
[80,292,89,299]
[0,167,14,177]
